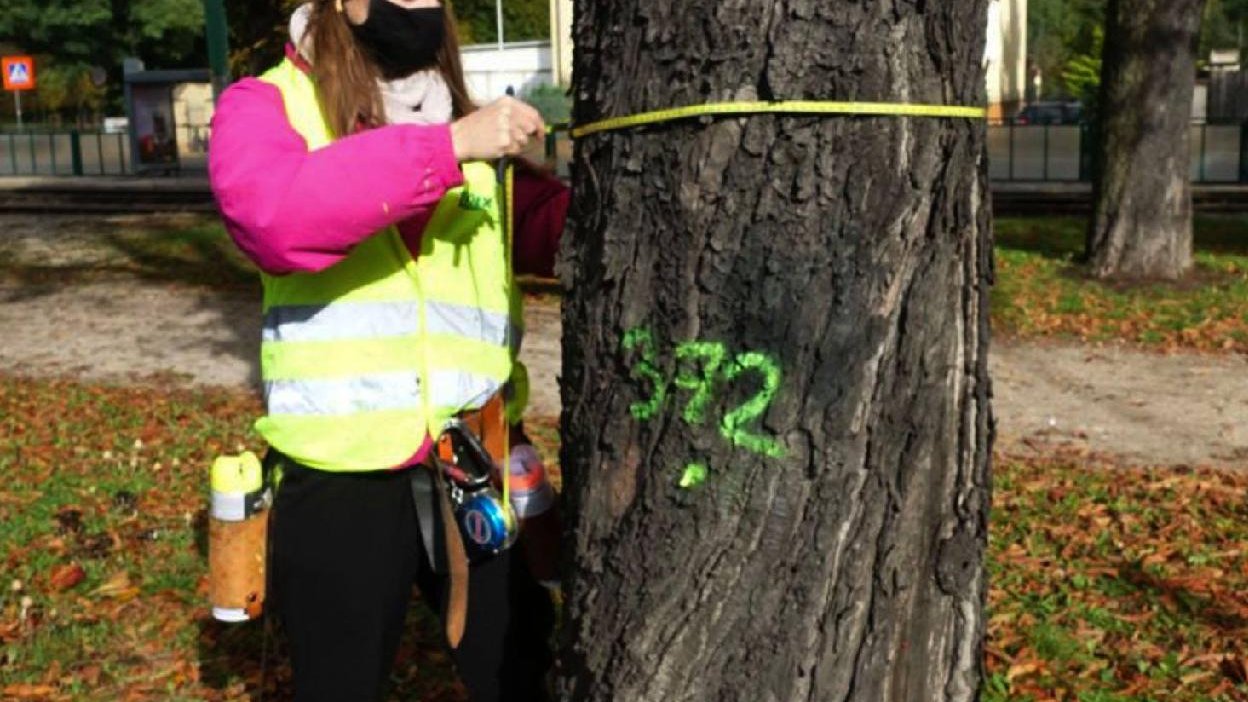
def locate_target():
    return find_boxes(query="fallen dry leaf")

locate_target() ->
[47,563,85,592]
[1007,661,1043,682]
[1221,654,1247,685]
[92,571,139,600]
[2,683,57,698]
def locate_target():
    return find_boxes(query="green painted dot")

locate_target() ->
[679,463,709,489]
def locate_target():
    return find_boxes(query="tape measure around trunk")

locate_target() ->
[567,100,987,139]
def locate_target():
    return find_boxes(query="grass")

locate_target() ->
[993,216,1248,352]
[1,377,1245,700]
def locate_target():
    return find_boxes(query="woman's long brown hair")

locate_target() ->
[305,0,477,138]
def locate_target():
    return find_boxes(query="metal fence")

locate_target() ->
[5,122,1245,183]
[988,121,1248,183]
[0,125,210,177]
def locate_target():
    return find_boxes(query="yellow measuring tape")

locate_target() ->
[502,162,515,511]
[567,99,987,139]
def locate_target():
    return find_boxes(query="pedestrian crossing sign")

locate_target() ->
[2,56,35,91]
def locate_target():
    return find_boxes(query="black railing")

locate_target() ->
[0,125,210,177]
[988,121,1248,184]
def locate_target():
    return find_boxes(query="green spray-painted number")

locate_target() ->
[720,352,786,458]
[622,328,786,461]
[679,463,709,489]
[621,328,667,420]
[673,341,727,424]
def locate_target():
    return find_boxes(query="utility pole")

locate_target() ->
[203,0,230,100]
[495,0,505,51]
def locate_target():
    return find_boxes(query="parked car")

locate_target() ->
[1014,101,1084,125]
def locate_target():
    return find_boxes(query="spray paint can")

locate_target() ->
[208,451,270,623]
[507,444,555,519]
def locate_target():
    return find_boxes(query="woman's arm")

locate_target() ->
[511,162,570,278]
[208,78,464,275]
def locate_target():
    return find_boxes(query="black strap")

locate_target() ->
[409,466,447,574]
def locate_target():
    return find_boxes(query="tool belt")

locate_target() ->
[410,391,510,648]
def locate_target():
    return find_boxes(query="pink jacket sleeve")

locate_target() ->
[511,164,569,278]
[208,77,465,275]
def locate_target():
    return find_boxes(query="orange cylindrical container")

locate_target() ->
[208,452,269,622]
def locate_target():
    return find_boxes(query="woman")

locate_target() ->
[207,0,568,699]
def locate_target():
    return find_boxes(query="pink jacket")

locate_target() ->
[208,76,568,277]
[208,67,568,468]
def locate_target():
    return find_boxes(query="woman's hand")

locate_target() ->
[450,97,546,162]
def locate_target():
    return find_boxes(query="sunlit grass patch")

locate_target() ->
[992,216,1248,352]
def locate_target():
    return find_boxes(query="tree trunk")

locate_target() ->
[1087,0,1206,280]
[557,3,993,701]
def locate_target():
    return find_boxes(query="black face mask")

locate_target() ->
[349,0,445,79]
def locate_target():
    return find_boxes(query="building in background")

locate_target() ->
[461,41,553,100]
[550,0,573,87]
[985,0,1028,122]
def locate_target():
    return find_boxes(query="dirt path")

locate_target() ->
[991,341,1248,466]
[3,277,1246,467]
[2,215,1245,468]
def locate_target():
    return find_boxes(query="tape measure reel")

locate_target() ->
[457,489,518,556]
[440,419,520,559]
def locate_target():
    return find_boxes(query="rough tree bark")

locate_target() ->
[1087,0,1207,280]
[557,3,993,701]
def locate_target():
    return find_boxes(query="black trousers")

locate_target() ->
[270,458,554,702]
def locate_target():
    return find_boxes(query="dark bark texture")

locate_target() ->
[1088,0,1206,280]
[557,3,993,701]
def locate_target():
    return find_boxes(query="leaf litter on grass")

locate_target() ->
[2,378,1246,700]
[993,216,1248,354]
[0,376,467,701]
[987,446,1248,702]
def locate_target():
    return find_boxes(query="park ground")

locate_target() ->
[0,213,1246,700]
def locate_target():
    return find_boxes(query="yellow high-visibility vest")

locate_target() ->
[254,59,521,471]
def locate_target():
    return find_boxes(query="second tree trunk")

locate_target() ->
[1087,0,1206,280]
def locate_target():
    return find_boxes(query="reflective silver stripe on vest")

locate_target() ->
[266,372,422,416]
[429,369,501,412]
[425,300,511,347]
[265,370,502,416]
[263,300,512,347]
[263,302,421,343]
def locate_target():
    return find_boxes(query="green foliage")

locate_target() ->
[1030,0,1247,101]
[0,0,205,69]
[523,83,571,124]
[0,1,114,65]
[0,0,209,117]
[453,0,550,44]
[1061,26,1103,117]
[131,0,205,39]
[1028,0,1105,100]
[1200,0,1248,57]
[223,0,304,78]
[36,66,76,116]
